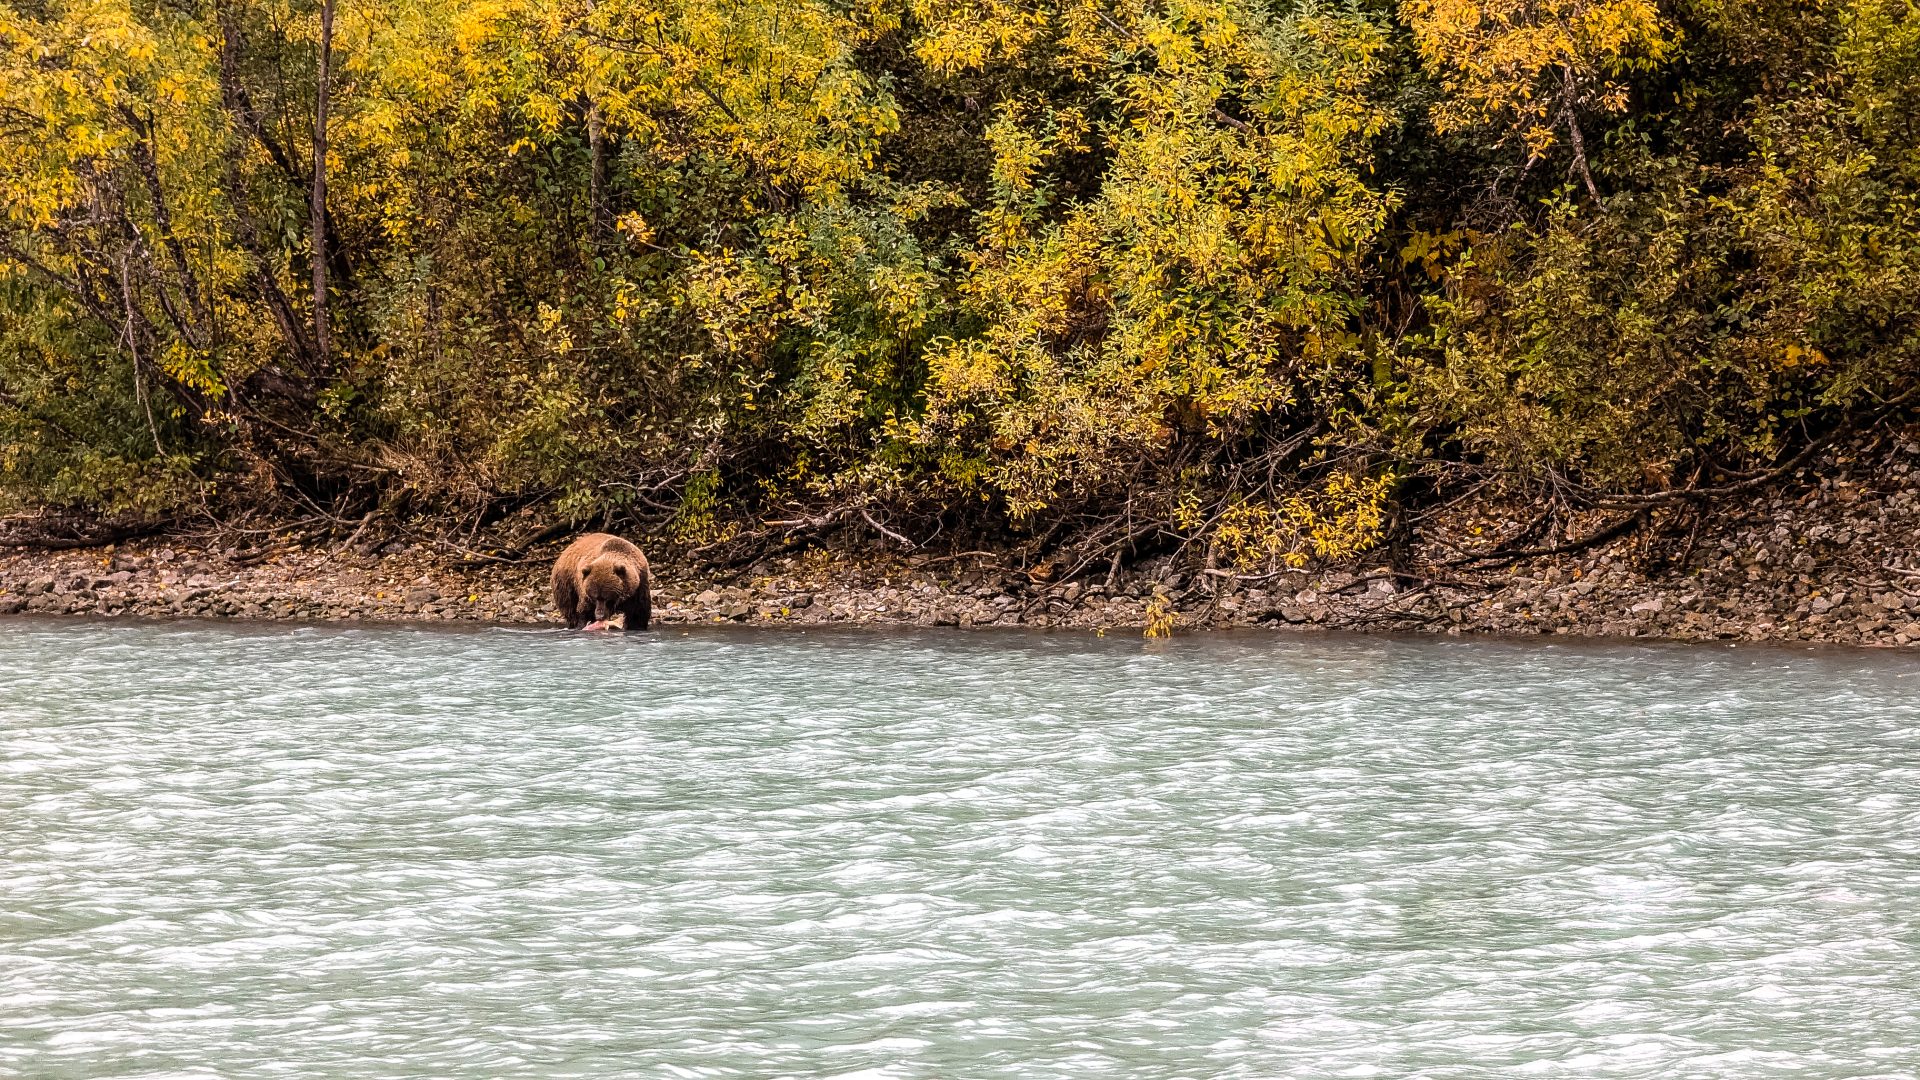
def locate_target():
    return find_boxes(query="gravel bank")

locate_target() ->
[6,442,1920,646]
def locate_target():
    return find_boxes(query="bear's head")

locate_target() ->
[577,555,634,622]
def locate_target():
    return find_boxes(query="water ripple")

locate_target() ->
[2,620,1918,1078]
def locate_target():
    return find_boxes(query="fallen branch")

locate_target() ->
[1593,386,1920,511]
[1326,568,1482,592]
[0,519,168,551]
[909,550,1007,569]
[1201,566,1306,584]
[859,507,917,550]
[333,508,380,552]
[1855,576,1920,601]
[451,520,574,568]
[689,507,852,569]
[1444,510,1649,568]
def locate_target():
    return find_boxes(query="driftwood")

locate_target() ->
[449,520,574,568]
[1444,510,1650,569]
[0,517,167,551]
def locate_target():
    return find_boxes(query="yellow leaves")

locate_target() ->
[1781,343,1828,369]
[1,7,148,176]
[1210,472,1394,571]
[1399,228,1469,279]
[1295,472,1393,559]
[985,106,1052,196]
[575,0,901,200]
[532,303,572,357]
[910,0,1049,74]
[159,341,224,397]
[523,92,565,133]
[1402,0,1669,151]
[906,0,1396,515]
[684,250,785,357]
[153,75,191,107]
[866,263,938,333]
[617,212,655,247]
[1171,490,1206,531]
[0,0,221,246]
[925,337,1005,398]
[1142,592,1177,637]
[451,0,514,53]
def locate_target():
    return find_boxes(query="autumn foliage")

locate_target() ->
[2,0,1915,568]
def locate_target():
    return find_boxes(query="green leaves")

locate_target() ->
[0,0,1915,555]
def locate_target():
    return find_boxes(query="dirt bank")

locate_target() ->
[6,439,1920,647]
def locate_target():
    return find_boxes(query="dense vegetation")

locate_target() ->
[3,0,1916,569]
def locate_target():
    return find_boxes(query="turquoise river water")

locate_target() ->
[2,619,1918,1078]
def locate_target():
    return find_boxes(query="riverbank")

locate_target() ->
[5,438,1920,646]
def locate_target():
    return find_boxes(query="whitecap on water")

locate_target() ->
[1,622,1916,1078]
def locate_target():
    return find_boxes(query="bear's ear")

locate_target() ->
[614,564,628,580]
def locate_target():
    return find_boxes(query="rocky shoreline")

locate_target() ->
[6,440,1920,647]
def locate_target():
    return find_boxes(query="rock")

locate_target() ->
[1631,597,1664,615]
[0,597,23,615]
[785,592,814,609]
[694,589,721,606]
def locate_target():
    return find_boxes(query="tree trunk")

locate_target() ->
[588,99,610,256]
[1565,111,1600,201]
[1560,65,1601,202]
[311,0,335,367]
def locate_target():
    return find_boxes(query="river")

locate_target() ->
[2,619,1917,1077]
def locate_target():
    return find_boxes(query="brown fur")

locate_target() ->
[551,533,652,631]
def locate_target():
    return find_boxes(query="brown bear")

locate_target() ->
[551,532,652,631]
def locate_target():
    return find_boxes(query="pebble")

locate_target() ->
[2,433,1917,645]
